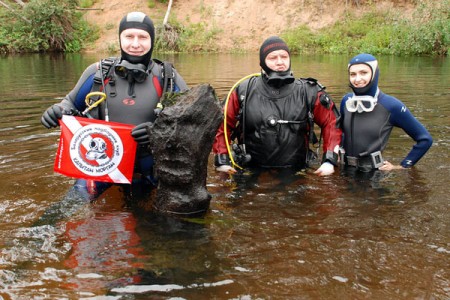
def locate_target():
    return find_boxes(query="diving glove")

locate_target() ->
[214,154,236,174]
[41,104,66,128]
[313,162,335,176]
[131,122,153,146]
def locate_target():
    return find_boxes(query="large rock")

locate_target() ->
[148,84,223,217]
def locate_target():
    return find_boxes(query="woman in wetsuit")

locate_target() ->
[340,53,432,173]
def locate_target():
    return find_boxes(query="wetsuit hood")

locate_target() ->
[348,53,379,96]
[119,12,155,67]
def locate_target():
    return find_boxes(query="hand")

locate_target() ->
[378,160,404,171]
[131,122,153,145]
[215,164,237,174]
[41,104,64,128]
[314,162,335,176]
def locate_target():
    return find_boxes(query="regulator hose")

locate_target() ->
[223,73,260,170]
[82,92,107,117]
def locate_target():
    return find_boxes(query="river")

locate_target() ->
[0,53,449,299]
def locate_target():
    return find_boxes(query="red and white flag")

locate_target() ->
[54,116,137,184]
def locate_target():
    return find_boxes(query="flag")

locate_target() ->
[54,115,137,184]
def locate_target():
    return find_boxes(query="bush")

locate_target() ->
[390,0,449,55]
[0,0,97,53]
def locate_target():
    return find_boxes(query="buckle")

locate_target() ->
[346,156,358,167]
[370,151,384,168]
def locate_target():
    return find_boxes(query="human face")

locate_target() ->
[120,28,151,57]
[349,64,372,88]
[264,50,290,72]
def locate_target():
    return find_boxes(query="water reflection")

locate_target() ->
[0,53,449,299]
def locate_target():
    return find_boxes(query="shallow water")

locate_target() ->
[0,53,449,299]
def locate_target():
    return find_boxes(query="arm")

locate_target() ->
[41,63,97,128]
[172,68,189,92]
[384,95,433,168]
[212,90,241,172]
[61,63,98,112]
[312,91,342,165]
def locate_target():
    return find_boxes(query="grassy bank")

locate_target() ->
[282,0,449,56]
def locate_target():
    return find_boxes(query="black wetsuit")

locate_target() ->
[213,76,342,170]
[340,90,433,171]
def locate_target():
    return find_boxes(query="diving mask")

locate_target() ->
[345,89,379,113]
[114,60,148,83]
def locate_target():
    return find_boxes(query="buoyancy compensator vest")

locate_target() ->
[232,76,331,168]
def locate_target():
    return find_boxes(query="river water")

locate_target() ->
[0,53,448,299]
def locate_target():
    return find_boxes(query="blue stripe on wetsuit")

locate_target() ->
[73,73,95,111]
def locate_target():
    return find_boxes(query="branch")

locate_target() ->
[13,0,25,7]
[75,7,104,11]
[163,0,173,26]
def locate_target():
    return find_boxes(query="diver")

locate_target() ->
[212,36,342,176]
[41,12,188,200]
[339,53,433,173]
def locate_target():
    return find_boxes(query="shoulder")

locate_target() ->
[377,92,408,113]
[240,76,258,86]
[341,93,353,104]
[150,58,177,76]
[74,63,100,86]
[297,77,324,90]
[83,57,118,78]
[95,57,119,71]
[82,62,100,75]
[237,76,260,92]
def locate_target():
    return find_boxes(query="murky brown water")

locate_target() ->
[0,53,449,299]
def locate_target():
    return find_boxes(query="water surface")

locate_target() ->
[0,53,448,299]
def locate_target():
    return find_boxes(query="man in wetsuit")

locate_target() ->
[41,11,188,200]
[340,53,432,172]
[213,36,342,175]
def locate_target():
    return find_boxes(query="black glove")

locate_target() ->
[214,153,231,167]
[41,104,64,129]
[131,122,153,146]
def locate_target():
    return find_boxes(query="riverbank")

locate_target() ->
[0,0,447,55]
[81,0,448,54]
